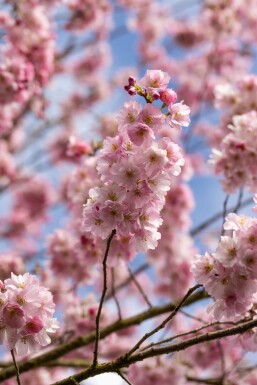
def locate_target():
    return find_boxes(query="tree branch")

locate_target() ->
[106,263,149,301]
[111,267,122,320]
[127,265,152,308]
[93,229,116,367]
[125,284,201,357]
[49,317,257,385]
[190,197,253,237]
[0,289,207,381]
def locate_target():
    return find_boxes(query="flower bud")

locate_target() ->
[128,76,136,86]
[160,89,177,105]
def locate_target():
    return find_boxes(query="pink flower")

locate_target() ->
[191,253,215,286]
[139,69,170,92]
[118,101,142,125]
[83,203,111,239]
[110,158,141,188]
[139,104,165,129]
[138,144,168,178]
[167,102,191,129]
[2,304,25,329]
[214,236,238,266]
[0,273,58,354]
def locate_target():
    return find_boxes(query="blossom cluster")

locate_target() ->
[215,75,257,117]
[192,212,257,321]
[47,228,97,284]
[148,183,195,300]
[83,70,190,253]
[0,273,58,355]
[210,111,257,192]
[0,3,55,135]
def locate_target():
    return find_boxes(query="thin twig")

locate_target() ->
[93,229,116,367]
[70,378,80,385]
[111,268,122,321]
[179,309,208,324]
[234,188,244,214]
[139,320,236,353]
[125,284,202,357]
[11,350,21,385]
[223,352,246,381]
[127,265,152,308]
[221,194,229,236]
[106,263,149,300]
[190,197,253,237]
[217,340,226,382]
[117,370,133,385]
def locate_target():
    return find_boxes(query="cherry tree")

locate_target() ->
[1,0,257,384]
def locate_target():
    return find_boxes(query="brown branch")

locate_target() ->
[139,320,237,353]
[11,350,21,385]
[106,263,149,301]
[125,284,201,357]
[221,194,229,236]
[111,268,122,321]
[70,378,80,385]
[190,197,253,237]
[127,265,152,308]
[0,290,207,382]
[234,188,244,214]
[117,370,133,385]
[186,376,223,384]
[93,229,116,367]
[49,317,257,385]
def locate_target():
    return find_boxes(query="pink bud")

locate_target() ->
[159,89,177,105]
[151,91,160,100]
[88,305,98,318]
[128,87,137,96]
[128,76,136,86]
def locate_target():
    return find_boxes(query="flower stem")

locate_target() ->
[11,349,21,385]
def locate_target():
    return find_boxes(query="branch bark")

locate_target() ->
[50,317,257,385]
[0,290,207,382]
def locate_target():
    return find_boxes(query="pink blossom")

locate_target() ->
[139,104,165,129]
[167,102,191,129]
[139,69,170,93]
[126,122,154,146]
[118,101,142,125]
[0,273,58,354]
[2,304,25,329]
[214,236,238,266]
[110,158,141,188]
[138,144,168,178]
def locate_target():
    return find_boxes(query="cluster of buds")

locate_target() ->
[124,76,137,96]
[124,71,178,105]
[124,70,190,131]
